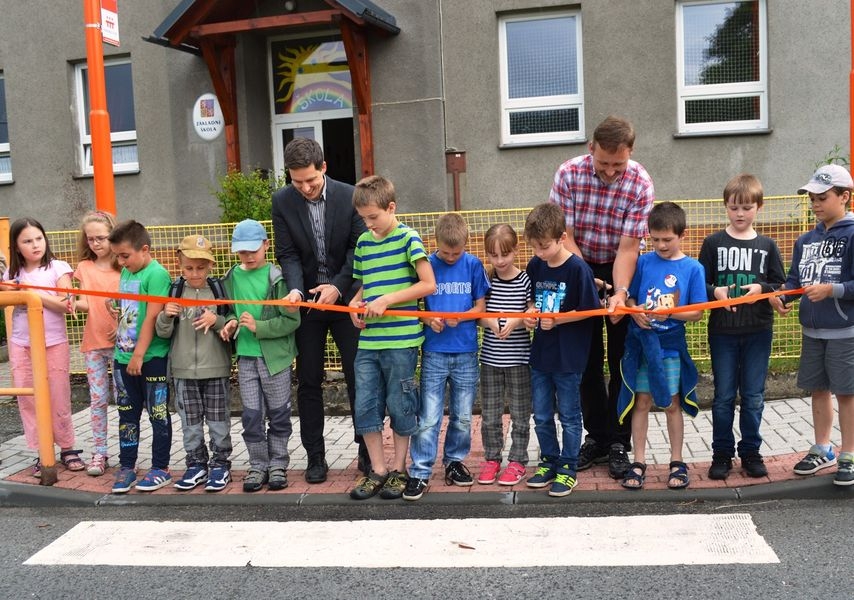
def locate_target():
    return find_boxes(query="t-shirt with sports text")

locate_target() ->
[423,251,490,353]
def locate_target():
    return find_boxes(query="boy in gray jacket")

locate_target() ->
[156,235,233,492]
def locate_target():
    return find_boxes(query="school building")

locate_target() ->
[0,0,849,230]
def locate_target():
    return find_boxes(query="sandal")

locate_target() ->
[621,462,647,490]
[60,450,85,472]
[667,460,690,489]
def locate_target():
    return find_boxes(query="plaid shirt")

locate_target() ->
[548,153,654,264]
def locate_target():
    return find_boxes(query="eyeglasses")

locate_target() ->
[87,235,109,244]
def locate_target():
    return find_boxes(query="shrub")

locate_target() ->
[214,169,287,223]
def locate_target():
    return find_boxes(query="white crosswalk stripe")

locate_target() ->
[24,513,778,568]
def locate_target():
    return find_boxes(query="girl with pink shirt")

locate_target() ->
[71,211,121,476]
[2,217,81,476]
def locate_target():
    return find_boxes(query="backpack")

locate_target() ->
[168,276,230,317]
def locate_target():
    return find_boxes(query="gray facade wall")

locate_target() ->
[0,0,849,229]
[0,2,225,230]
[437,0,850,209]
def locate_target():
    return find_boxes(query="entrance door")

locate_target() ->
[272,118,356,184]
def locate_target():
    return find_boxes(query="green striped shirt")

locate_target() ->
[353,223,427,349]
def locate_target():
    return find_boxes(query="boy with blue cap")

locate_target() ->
[220,219,301,492]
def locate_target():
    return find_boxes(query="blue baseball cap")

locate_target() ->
[231,219,268,252]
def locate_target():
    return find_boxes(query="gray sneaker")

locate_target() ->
[243,468,268,492]
[268,467,288,491]
[833,453,854,487]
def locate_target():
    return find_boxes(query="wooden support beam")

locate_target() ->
[341,19,373,178]
[168,0,219,47]
[191,10,346,37]
[200,38,241,171]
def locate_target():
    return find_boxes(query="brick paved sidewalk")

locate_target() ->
[0,396,843,497]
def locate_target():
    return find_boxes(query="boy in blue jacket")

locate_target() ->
[616,202,706,490]
[771,164,854,486]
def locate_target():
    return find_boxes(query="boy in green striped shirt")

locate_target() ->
[348,175,436,500]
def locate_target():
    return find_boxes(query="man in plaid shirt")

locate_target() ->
[548,116,654,480]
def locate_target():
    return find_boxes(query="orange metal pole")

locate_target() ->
[0,291,57,485]
[83,0,117,215]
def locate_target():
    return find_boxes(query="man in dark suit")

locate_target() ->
[272,137,368,483]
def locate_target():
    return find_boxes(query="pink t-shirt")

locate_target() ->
[4,259,73,347]
[73,260,121,352]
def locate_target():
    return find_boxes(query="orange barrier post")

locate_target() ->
[0,291,57,486]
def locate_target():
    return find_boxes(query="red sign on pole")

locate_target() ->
[101,0,120,47]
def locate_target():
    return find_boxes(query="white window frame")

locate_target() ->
[498,11,585,147]
[0,73,11,184]
[676,0,768,134]
[73,58,138,175]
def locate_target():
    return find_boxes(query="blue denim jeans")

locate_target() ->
[353,347,419,437]
[531,368,582,470]
[408,351,479,479]
[709,330,772,458]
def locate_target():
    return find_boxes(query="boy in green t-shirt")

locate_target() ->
[220,220,301,492]
[108,220,173,494]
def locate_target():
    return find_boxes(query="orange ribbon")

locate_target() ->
[3,280,803,320]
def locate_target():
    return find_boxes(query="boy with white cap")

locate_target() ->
[220,220,301,492]
[771,164,854,486]
[156,235,233,492]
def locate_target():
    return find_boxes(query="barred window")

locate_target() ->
[676,0,767,134]
[498,11,584,146]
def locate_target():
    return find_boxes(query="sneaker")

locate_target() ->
[444,461,474,486]
[526,461,556,488]
[31,458,41,479]
[402,476,428,501]
[243,468,268,492]
[86,453,108,477]
[577,440,608,471]
[173,464,208,491]
[477,460,501,485]
[833,454,854,486]
[136,468,172,492]
[205,467,231,492]
[793,444,837,475]
[708,453,732,480]
[379,470,408,499]
[268,467,288,491]
[608,443,631,479]
[350,471,388,500]
[549,465,578,497]
[112,467,137,494]
[498,461,527,486]
[741,453,768,478]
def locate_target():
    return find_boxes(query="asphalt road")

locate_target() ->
[1,500,851,599]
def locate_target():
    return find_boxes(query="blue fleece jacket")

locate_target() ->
[617,325,700,424]
[785,212,854,338]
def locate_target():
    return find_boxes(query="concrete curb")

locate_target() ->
[2,475,849,508]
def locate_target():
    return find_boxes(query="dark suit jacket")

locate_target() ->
[272,176,365,304]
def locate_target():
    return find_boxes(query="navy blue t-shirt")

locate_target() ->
[526,253,600,373]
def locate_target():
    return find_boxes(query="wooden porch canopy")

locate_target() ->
[145,0,400,175]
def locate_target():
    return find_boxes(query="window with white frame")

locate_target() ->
[676,0,767,134]
[74,58,138,175]
[498,11,584,146]
[0,73,11,183]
